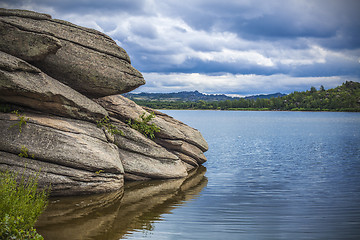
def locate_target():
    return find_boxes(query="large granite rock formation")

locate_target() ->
[0,112,124,196]
[0,51,107,122]
[95,95,208,173]
[0,8,208,196]
[0,8,144,98]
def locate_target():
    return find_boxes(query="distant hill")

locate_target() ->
[125,81,360,112]
[244,92,286,100]
[123,90,235,102]
[123,91,286,102]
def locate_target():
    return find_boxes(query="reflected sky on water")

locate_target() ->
[37,111,360,240]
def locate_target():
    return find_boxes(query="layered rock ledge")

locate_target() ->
[0,8,208,196]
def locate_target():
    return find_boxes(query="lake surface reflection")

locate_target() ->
[37,111,360,239]
[36,166,207,240]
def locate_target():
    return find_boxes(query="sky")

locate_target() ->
[1,0,360,96]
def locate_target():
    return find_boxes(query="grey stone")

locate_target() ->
[34,41,144,97]
[0,8,51,20]
[0,8,209,192]
[144,107,209,152]
[0,112,124,195]
[0,21,62,61]
[173,151,199,170]
[155,139,207,165]
[95,95,208,168]
[0,51,108,122]
[119,150,187,180]
[114,121,179,161]
[96,96,208,152]
[0,151,124,196]
[0,8,145,97]
[110,121,188,180]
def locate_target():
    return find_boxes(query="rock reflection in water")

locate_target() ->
[36,166,207,240]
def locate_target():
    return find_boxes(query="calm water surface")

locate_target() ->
[37,111,360,240]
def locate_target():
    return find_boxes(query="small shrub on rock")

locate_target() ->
[96,116,124,136]
[127,112,160,139]
[9,110,29,133]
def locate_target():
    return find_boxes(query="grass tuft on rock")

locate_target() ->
[127,112,160,139]
[96,116,124,136]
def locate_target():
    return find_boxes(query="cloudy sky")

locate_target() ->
[1,0,360,95]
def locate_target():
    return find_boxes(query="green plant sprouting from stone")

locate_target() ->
[127,112,160,139]
[9,110,29,133]
[95,170,104,174]
[18,146,35,159]
[96,116,124,136]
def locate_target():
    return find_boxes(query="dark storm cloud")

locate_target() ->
[237,14,335,39]
[161,0,360,49]
[1,0,359,94]
[0,0,148,15]
[289,57,360,78]
[129,21,158,39]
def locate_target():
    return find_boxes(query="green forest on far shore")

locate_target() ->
[130,81,360,112]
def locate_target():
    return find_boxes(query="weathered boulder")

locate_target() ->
[0,8,145,98]
[0,20,61,61]
[95,95,208,171]
[112,121,187,180]
[0,51,107,122]
[0,8,209,196]
[0,8,51,20]
[0,8,128,61]
[0,112,124,195]
[143,107,209,152]
[155,139,207,164]
[95,96,208,151]
[118,150,187,180]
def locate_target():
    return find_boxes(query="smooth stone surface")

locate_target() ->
[119,150,187,180]
[0,112,124,195]
[109,121,188,180]
[0,51,108,122]
[0,8,145,97]
[0,151,124,196]
[0,20,61,61]
[95,95,208,168]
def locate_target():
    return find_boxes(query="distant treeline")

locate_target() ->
[131,81,360,112]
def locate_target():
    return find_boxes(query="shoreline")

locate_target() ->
[156,108,360,113]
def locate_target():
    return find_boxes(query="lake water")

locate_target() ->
[36,111,360,240]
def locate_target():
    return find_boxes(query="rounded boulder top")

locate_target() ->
[0,8,145,98]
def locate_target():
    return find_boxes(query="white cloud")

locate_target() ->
[138,72,354,94]
[61,10,358,73]
[1,0,359,94]
[196,49,275,66]
[99,13,351,72]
